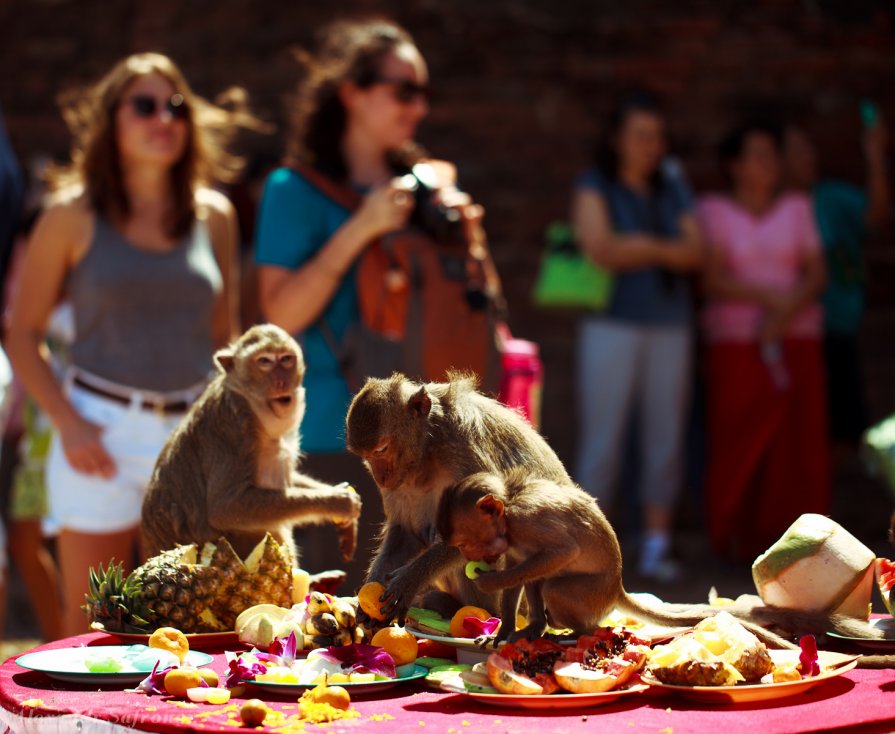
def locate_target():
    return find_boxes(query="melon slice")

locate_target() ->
[752,514,874,620]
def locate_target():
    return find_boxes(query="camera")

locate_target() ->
[396,163,466,246]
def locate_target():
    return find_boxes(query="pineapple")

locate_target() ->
[83,533,298,634]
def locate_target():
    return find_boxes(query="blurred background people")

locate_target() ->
[699,120,829,561]
[571,92,703,582]
[784,111,890,462]
[5,53,242,637]
[255,18,468,590]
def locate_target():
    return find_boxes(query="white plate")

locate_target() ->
[827,617,895,649]
[641,650,858,704]
[453,683,649,709]
[16,646,213,684]
[243,664,428,696]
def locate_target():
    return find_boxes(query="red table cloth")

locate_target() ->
[1,633,894,734]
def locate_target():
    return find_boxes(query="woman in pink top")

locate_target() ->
[697,120,829,560]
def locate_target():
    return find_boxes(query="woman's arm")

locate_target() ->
[759,248,827,344]
[572,188,703,272]
[258,180,414,334]
[200,188,240,347]
[5,202,116,477]
[863,123,890,231]
[702,242,783,307]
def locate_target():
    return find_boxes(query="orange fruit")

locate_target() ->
[197,668,219,687]
[163,667,202,698]
[149,627,189,663]
[371,626,418,666]
[305,682,351,710]
[239,699,269,727]
[449,606,492,638]
[357,582,388,621]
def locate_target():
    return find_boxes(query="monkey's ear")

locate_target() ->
[214,347,235,374]
[408,386,432,418]
[476,494,505,518]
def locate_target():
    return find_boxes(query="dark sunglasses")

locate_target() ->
[124,93,189,120]
[372,77,431,104]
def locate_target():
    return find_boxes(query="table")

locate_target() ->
[1,633,894,734]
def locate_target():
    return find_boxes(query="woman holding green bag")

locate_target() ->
[572,92,703,581]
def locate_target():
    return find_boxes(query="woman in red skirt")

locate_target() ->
[697,120,829,561]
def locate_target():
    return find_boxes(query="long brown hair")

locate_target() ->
[51,52,256,238]
[285,18,424,180]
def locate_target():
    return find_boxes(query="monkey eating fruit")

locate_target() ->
[345,373,571,622]
[437,469,885,650]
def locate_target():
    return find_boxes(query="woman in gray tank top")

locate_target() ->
[6,53,246,637]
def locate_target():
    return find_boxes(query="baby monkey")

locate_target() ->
[437,470,881,650]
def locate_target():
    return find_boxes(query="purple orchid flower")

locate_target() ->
[316,643,396,678]
[135,660,176,696]
[224,651,268,688]
[268,631,299,665]
[462,616,501,638]
[799,635,821,677]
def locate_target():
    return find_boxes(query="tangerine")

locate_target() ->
[449,606,492,638]
[357,582,388,621]
[163,667,203,698]
[371,626,419,666]
[305,682,351,710]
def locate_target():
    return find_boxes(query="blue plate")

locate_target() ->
[243,664,428,696]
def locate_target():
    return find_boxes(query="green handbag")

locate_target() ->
[532,221,613,310]
[863,414,895,498]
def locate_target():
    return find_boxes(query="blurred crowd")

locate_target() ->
[0,16,889,642]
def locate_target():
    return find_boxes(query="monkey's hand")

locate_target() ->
[336,518,358,562]
[381,544,464,625]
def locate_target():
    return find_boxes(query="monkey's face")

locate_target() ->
[220,327,307,431]
[446,508,508,564]
[346,377,432,491]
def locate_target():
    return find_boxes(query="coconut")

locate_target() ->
[752,514,875,620]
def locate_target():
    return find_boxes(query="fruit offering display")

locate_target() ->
[236,592,364,651]
[646,612,775,686]
[226,628,417,686]
[477,628,651,696]
[83,534,300,634]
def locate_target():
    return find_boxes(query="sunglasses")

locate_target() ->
[124,94,189,120]
[372,77,431,104]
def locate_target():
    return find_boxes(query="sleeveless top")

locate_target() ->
[66,215,222,392]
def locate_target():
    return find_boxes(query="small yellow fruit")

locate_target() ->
[357,582,388,621]
[305,682,351,710]
[148,627,189,663]
[163,667,202,698]
[197,668,219,687]
[449,606,492,639]
[371,626,418,666]
[239,699,269,727]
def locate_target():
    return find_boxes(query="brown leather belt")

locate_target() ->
[72,376,191,415]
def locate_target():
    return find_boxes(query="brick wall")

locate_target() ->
[1,0,893,467]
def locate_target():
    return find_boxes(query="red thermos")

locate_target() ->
[499,338,543,430]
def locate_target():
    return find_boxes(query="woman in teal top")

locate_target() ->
[255,18,434,587]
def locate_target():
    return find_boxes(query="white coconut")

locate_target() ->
[752,514,874,619]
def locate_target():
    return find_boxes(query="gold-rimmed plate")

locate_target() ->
[641,650,858,704]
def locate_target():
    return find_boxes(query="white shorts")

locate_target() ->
[46,382,188,534]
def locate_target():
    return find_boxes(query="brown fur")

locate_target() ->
[439,470,884,651]
[141,324,361,561]
[345,373,569,620]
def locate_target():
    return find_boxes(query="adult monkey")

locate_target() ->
[141,324,361,563]
[345,372,570,622]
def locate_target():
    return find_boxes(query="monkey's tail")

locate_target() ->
[616,591,798,650]
[746,605,883,641]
